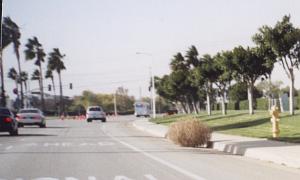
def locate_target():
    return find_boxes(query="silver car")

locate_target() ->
[86,106,106,122]
[16,108,46,128]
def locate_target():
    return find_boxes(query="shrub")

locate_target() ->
[167,118,212,147]
[239,100,249,110]
[296,96,300,110]
[227,101,238,110]
[256,98,268,110]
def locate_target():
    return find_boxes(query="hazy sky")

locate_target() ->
[3,0,300,99]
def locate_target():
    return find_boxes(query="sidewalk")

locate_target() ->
[132,118,300,169]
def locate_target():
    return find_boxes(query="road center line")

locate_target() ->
[105,132,206,180]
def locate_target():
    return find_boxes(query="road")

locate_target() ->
[0,115,299,180]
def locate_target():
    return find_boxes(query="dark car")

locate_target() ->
[0,107,18,136]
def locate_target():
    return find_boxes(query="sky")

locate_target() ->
[3,0,300,99]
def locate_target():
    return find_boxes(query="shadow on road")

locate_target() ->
[20,126,69,129]
[0,134,57,137]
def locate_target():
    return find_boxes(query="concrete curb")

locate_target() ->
[132,118,300,169]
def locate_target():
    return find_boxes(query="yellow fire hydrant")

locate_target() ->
[270,105,280,138]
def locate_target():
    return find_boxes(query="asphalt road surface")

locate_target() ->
[0,115,300,180]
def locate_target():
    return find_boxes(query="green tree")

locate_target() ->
[231,46,273,114]
[48,48,66,115]
[253,15,300,115]
[115,87,135,112]
[1,17,22,107]
[214,51,234,115]
[193,54,218,115]
[24,37,46,111]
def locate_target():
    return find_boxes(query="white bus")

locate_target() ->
[134,102,151,117]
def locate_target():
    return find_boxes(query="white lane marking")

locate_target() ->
[107,134,206,180]
[5,146,13,150]
[144,174,158,180]
[24,143,38,147]
[33,178,59,180]
[61,142,72,147]
[44,143,60,147]
[65,177,78,180]
[114,176,133,180]
[88,176,97,180]
[98,142,115,146]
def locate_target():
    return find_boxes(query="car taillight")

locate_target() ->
[4,117,12,123]
[16,115,20,121]
[34,116,41,119]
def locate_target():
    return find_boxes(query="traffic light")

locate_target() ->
[48,84,51,91]
[69,83,73,89]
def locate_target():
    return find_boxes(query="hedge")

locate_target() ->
[239,100,249,110]
[256,98,268,110]
[227,101,238,110]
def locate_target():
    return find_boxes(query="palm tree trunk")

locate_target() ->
[58,72,64,116]
[39,64,45,111]
[15,80,20,109]
[16,55,24,108]
[23,80,28,108]
[52,78,57,112]
[0,50,6,107]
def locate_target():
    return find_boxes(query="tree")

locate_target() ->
[1,17,22,107]
[7,68,20,107]
[170,52,198,113]
[20,71,28,107]
[231,46,273,114]
[24,37,46,111]
[214,51,234,115]
[31,69,41,81]
[253,15,300,115]
[193,54,218,115]
[115,87,135,112]
[45,69,57,109]
[48,48,66,115]
[20,71,29,93]
[256,80,283,99]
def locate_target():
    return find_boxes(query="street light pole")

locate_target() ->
[136,52,156,118]
[114,92,117,116]
[151,67,156,118]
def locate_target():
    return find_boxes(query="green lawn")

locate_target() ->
[151,110,300,143]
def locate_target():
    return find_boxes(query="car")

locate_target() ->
[0,107,19,136]
[86,106,106,122]
[16,108,46,128]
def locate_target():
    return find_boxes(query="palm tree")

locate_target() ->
[20,71,29,108]
[45,69,57,109]
[24,37,46,111]
[20,71,29,93]
[1,17,22,107]
[48,48,66,115]
[31,69,41,81]
[7,68,20,108]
